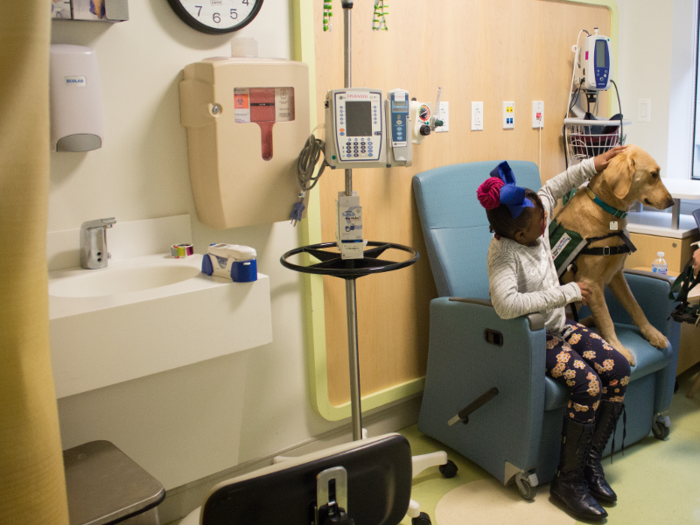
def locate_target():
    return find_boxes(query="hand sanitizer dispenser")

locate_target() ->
[50,44,104,152]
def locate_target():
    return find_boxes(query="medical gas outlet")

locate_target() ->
[410,100,432,145]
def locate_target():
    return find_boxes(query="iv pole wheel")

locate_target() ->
[280,241,419,279]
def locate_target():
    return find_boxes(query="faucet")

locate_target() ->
[80,218,117,269]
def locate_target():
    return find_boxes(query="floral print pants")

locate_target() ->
[546,320,631,423]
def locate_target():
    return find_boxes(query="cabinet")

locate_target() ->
[625,212,700,375]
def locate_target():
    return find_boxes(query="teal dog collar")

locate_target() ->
[585,187,628,219]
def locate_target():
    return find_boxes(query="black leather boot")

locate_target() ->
[585,400,624,503]
[550,417,607,520]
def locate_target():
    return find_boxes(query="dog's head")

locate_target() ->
[600,145,674,210]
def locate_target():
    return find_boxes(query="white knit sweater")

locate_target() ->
[487,158,597,336]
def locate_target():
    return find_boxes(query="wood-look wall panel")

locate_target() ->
[314,0,611,406]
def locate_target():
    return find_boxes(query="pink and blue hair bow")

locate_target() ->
[476,161,535,218]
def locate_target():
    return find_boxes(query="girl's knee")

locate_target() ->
[616,355,631,377]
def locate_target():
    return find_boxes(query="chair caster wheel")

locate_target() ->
[439,460,458,478]
[412,512,431,525]
[652,415,671,440]
[515,471,537,500]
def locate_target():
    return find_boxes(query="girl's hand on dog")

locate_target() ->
[576,282,592,305]
[594,145,627,172]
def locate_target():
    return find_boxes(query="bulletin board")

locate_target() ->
[296,0,616,420]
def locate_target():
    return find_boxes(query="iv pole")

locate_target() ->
[341,0,363,442]
[281,1,417,444]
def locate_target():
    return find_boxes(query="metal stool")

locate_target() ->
[63,440,165,525]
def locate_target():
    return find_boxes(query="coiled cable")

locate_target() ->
[297,133,328,193]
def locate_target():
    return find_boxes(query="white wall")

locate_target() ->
[49,0,354,498]
[616,0,697,180]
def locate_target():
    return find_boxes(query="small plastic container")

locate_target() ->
[201,244,257,282]
[652,251,668,275]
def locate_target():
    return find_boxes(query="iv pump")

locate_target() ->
[324,87,414,259]
[324,88,413,170]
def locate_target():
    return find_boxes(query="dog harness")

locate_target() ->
[549,184,637,277]
[549,219,637,277]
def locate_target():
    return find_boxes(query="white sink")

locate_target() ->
[50,263,201,298]
[49,253,272,398]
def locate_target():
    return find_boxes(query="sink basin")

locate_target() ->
[48,253,272,398]
[50,264,202,298]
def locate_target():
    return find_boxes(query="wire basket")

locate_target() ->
[563,118,624,166]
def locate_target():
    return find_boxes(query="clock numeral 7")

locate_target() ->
[194,5,202,16]
[230,8,238,19]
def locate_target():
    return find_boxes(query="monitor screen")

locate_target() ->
[595,40,607,68]
[345,101,373,136]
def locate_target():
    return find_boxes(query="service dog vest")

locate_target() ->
[549,219,637,277]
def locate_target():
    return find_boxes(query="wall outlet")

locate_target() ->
[503,101,514,129]
[435,101,449,132]
[471,101,484,131]
[532,101,544,128]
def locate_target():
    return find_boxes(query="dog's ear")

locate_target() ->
[606,153,634,200]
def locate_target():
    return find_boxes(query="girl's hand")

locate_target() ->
[594,145,627,172]
[576,282,592,305]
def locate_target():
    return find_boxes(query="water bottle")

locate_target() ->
[652,251,668,275]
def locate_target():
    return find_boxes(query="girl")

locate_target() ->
[477,147,630,521]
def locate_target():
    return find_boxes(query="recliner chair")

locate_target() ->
[412,160,680,499]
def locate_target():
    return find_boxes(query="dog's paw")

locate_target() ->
[641,325,668,349]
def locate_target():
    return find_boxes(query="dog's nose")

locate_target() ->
[665,197,675,209]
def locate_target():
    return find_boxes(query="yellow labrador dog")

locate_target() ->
[556,145,674,365]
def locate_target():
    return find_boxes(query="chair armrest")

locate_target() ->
[577,270,676,335]
[421,297,548,478]
[610,270,676,336]
[448,297,545,331]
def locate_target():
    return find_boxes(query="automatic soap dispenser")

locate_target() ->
[50,44,104,152]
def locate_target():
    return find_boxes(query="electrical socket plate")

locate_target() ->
[435,101,449,132]
[471,101,483,131]
[532,101,544,128]
[503,101,514,129]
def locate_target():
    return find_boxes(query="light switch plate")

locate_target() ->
[471,101,484,131]
[639,99,651,122]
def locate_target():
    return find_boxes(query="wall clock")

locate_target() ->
[167,0,264,34]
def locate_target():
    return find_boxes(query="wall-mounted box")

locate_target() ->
[51,0,129,22]
[179,58,310,229]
